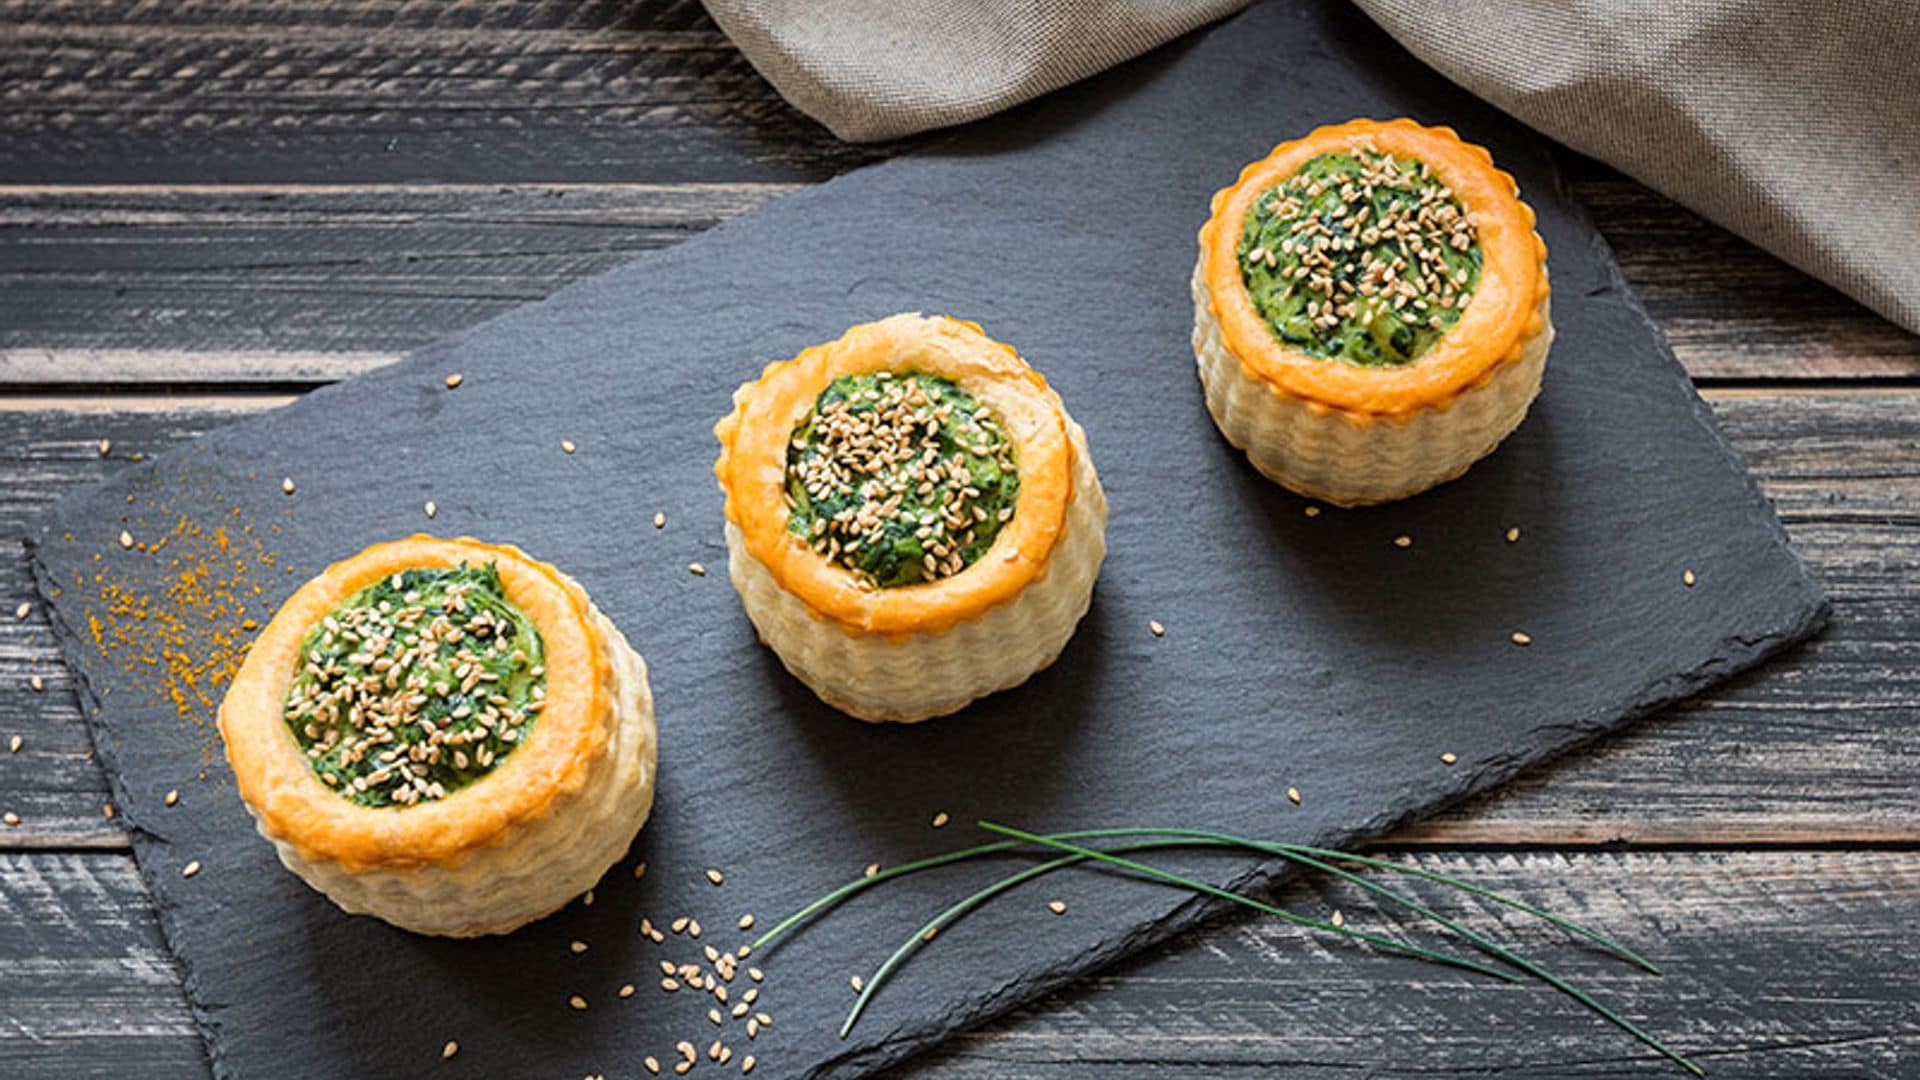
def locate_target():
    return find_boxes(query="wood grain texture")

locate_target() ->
[5,849,1915,1079]
[2,390,1914,849]
[1,180,1913,383]
[0,0,885,185]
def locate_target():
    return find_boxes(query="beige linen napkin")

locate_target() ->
[702,0,1920,335]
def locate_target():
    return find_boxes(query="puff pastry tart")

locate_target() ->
[1194,118,1553,506]
[218,536,656,937]
[715,313,1107,723]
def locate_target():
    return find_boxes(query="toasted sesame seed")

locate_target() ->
[654,511,666,529]
[742,1056,756,1074]
[1331,910,1345,928]
[1505,526,1521,543]
[634,861,649,879]
[863,863,880,878]
[661,978,680,992]
[708,1008,723,1026]
[424,501,438,519]
[98,439,112,457]
[1511,631,1533,647]
[569,995,588,1011]
[1304,506,1322,518]
[7,735,20,753]
[165,789,179,806]
[282,477,296,495]
[931,812,950,828]
[570,940,588,954]
[746,1019,760,1039]
[444,373,464,389]
[688,920,702,938]
[671,916,689,933]
[583,890,594,907]
[28,675,43,692]
[1148,619,1165,637]
[1047,900,1067,915]
[644,1056,660,1074]
[619,984,636,998]
[688,563,707,577]
[181,860,201,878]
[442,1040,459,1060]
[706,868,725,885]
[103,803,113,819]
[14,602,29,620]
[738,914,755,930]
[118,530,134,549]
[2,812,18,827]
[1440,752,1458,765]
[1683,569,1697,587]
[747,967,764,982]
[1287,787,1302,805]
[1393,534,1412,549]
[675,1063,692,1076]
[850,975,864,992]
[561,440,577,455]
[754,1012,772,1027]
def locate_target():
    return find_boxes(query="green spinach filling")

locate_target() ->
[785,372,1018,588]
[1238,149,1482,367]
[283,562,546,808]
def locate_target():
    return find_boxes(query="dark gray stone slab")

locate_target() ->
[28,2,1825,1077]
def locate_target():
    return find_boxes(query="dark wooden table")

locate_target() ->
[3,3,1917,1077]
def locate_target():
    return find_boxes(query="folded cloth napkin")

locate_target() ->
[702,0,1920,335]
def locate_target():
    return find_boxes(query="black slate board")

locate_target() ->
[29,2,1827,1077]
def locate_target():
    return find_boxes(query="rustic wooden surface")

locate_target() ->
[1,2,1915,1077]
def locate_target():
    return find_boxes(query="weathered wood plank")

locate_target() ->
[5,849,1915,1078]
[0,0,885,185]
[0,181,1912,382]
[0,852,202,1078]
[0,183,796,370]
[1,390,1915,849]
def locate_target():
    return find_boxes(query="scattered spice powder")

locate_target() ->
[76,498,284,748]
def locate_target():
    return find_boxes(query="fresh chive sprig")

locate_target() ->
[755,823,1702,1076]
